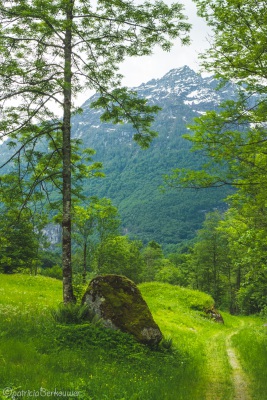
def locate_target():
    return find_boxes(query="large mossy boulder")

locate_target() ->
[82,274,163,345]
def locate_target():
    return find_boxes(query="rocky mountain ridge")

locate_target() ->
[73,65,237,141]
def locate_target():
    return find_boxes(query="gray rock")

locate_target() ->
[205,306,224,323]
[82,274,163,345]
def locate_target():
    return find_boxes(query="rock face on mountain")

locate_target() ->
[82,274,163,345]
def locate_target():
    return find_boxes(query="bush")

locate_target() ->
[236,266,267,314]
[51,303,102,325]
[238,280,267,315]
[155,264,183,285]
[39,265,62,280]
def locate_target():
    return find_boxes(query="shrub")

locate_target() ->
[40,265,62,280]
[51,303,101,325]
[155,264,183,285]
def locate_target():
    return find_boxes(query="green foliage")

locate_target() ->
[91,88,161,149]
[167,252,192,286]
[0,211,40,274]
[141,241,164,281]
[221,198,267,314]
[51,303,99,325]
[155,262,183,285]
[40,265,62,280]
[72,276,89,303]
[153,255,193,287]
[187,211,230,306]
[72,197,120,280]
[95,236,144,282]
[232,323,267,399]
[176,207,267,314]
[237,266,267,315]
[0,173,48,275]
[162,0,267,315]
[194,0,267,89]
[39,250,61,270]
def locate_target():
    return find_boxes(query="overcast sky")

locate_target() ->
[120,0,210,87]
[76,0,211,105]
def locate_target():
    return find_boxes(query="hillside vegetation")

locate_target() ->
[0,274,266,400]
[0,67,233,250]
[72,67,234,248]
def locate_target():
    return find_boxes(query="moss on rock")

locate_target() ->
[82,275,163,345]
[204,306,224,323]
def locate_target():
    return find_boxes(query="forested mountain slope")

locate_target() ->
[0,66,237,248]
[71,66,236,248]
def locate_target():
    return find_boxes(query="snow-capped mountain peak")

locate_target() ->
[72,65,238,138]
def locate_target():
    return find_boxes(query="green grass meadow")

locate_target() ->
[231,322,267,400]
[0,274,266,399]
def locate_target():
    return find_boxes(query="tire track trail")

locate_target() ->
[205,331,233,400]
[205,320,252,400]
[226,327,251,400]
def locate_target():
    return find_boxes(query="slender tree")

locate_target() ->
[188,211,230,305]
[95,235,144,282]
[72,197,120,282]
[141,240,164,281]
[0,0,190,302]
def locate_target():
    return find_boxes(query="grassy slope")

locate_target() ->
[140,282,234,399]
[0,275,266,400]
[231,320,267,400]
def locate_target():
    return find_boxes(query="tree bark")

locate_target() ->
[83,242,87,284]
[62,0,75,303]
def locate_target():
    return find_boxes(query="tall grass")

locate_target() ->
[0,275,214,399]
[232,321,267,400]
[140,283,234,400]
[0,275,264,400]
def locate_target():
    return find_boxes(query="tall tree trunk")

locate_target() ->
[62,0,75,303]
[83,242,87,284]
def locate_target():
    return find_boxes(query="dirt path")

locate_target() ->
[226,329,251,400]
[204,331,231,400]
[205,321,252,400]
